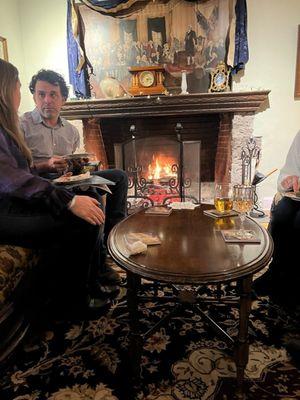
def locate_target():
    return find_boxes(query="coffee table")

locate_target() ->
[108,205,273,398]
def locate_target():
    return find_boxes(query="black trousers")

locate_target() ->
[93,169,128,243]
[269,196,300,302]
[0,196,103,304]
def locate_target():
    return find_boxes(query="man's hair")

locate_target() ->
[29,69,69,99]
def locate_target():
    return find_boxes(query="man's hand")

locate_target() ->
[69,195,105,225]
[51,156,68,172]
[281,175,300,192]
[35,156,68,173]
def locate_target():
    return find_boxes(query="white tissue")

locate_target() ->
[123,236,147,256]
[169,202,199,210]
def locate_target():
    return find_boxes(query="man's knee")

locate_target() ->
[118,170,128,188]
[272,198,298,224]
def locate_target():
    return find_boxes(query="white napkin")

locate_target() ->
[123,233,161,256]
[124,237,147,256]
[169,201,199,210]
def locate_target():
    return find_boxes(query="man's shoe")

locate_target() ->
[90,280,120,298]
[285,338,300,368]
[98,264,122,285]
[252,270,274,296]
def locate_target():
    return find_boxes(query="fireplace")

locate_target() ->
[115,129,201,209]
[61,91,270,204]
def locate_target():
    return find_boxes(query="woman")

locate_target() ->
[0,59,105,311]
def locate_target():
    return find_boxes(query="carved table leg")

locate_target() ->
[126,271,142,392]
[235,275,253,399]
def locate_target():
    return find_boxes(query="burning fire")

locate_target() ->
[147,156,177,181]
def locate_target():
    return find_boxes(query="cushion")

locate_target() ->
[0,245,39,305]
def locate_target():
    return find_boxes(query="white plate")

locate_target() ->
[284,192,300,201]
[53,172,91,185]
[63,153,94,159]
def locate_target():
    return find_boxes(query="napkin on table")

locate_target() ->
[169,201,199,210]
[123,232,161,256]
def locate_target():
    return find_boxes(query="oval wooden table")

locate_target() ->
[108,205,273,398]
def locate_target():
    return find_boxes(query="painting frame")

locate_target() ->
[0,36,9,61]
[294,26,300,99]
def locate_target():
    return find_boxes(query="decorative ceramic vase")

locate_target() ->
[181,70,188,94]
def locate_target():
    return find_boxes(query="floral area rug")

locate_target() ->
[0,283,299,400]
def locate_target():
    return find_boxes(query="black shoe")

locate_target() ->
[252,270,274,296]
[285,338,300,368]
[98,264,122,285]
[90,280,120,298]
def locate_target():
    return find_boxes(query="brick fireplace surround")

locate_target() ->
[61,91,269,188]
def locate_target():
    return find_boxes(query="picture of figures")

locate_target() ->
[78,0,230,98]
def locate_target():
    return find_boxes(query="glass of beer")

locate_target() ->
[214,183,233,214]
[233,185,255,237]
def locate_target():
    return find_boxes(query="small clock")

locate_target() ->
[139,70,155,87]
[209,62,230,92]
[128,66,166,96]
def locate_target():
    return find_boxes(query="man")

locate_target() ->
[20,69,128,293]
[253,130,300,306]
[184,25,197,66]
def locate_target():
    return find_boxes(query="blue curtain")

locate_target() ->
[67,0,89,98]
[79,0,148,16]
[233,0,249,73]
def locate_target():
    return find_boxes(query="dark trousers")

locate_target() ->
[269,197,300,303]
[93,169,128,243]
[0,197,103,305]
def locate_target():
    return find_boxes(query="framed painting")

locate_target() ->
[0,36,8,61]
[78,0,231,98]
[295,25,300,99]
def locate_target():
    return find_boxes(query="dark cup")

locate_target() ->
[64,153,94,175]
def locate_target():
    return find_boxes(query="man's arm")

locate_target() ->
[277,130,300,192]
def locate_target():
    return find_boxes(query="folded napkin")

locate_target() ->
[169,201,199,210]
[127,232,161,245]
[123,232,161,256]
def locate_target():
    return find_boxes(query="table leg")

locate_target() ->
[126,271,142,389]
[235,275,252,399]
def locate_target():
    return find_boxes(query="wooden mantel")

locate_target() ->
[61,91,270,120]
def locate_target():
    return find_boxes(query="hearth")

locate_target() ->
[116,125,201,209]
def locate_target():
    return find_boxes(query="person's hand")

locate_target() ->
[35,156,68,173]
[50,156,68,173]
[69,195,105,225]
[281,175,300,192]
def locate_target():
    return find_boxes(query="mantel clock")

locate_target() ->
[128,65,166,96]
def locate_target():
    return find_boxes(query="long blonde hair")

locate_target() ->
[0,59,32,164]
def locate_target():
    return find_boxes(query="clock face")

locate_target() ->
[139,71,155,87]
[214,72,226,86]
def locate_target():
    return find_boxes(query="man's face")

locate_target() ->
[33,80,65,123]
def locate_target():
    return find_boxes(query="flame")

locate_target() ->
[147,156,177,180]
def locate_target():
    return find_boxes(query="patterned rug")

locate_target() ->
[0,282,299,400]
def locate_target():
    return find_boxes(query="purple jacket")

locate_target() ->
[0,126,74,213]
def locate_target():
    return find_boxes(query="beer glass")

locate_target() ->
[233,185,255,237]
[214,183,233,214]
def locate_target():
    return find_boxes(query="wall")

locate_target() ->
[232,0,300,204]
[1,0,300,203]
[17,0,69,111]
[0,0,26,109]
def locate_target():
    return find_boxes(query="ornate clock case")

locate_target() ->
[128,65,166,96]
[209,61,231,93]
